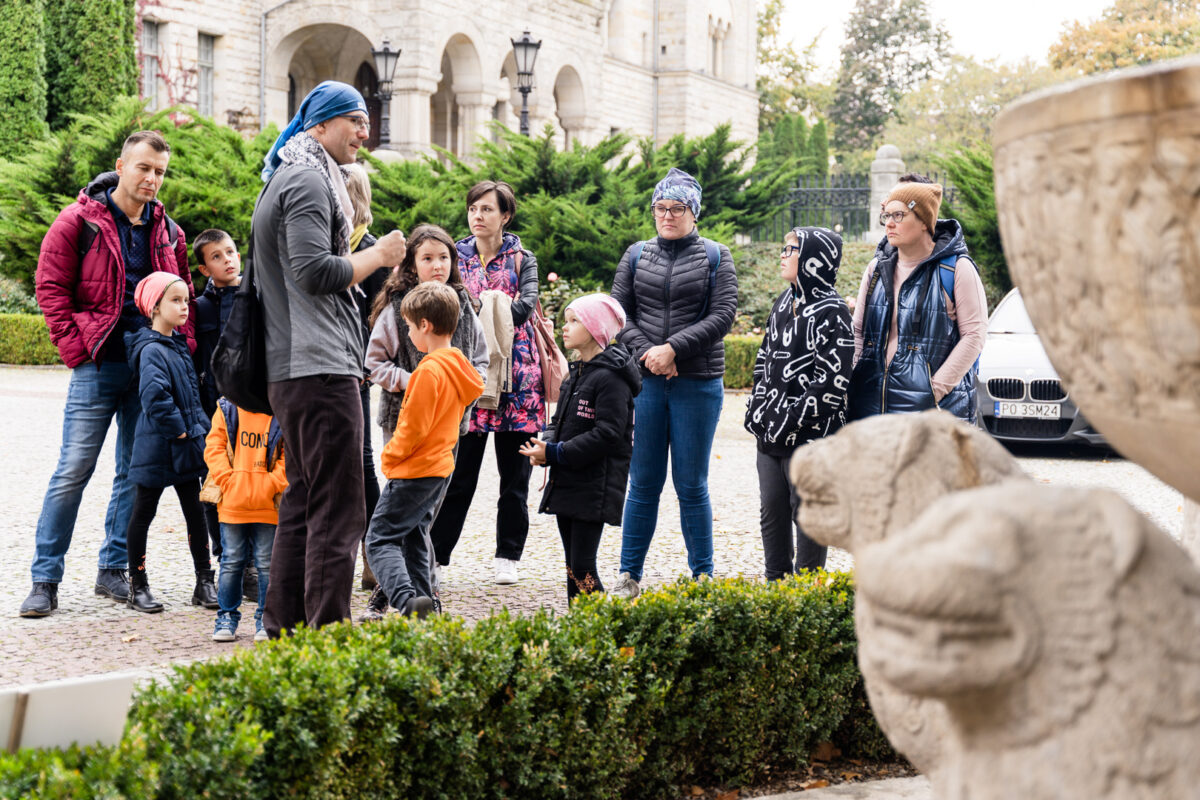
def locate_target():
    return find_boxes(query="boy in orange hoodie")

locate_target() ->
[203,399,286,641]
[365,282,484,619]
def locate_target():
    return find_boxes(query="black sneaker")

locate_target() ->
[358,586,389,623]
[19,583,58,617]
[95,569,130,601]
[401,596,434,620]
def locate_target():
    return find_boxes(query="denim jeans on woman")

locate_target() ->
[32,360,140,583]
[217,522,274,628]
[619,375,724,581]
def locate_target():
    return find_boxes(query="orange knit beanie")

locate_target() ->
[885,182,943,234]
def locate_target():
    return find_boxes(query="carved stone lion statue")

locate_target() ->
[856,484,1200,799]
[789,411,1028,779]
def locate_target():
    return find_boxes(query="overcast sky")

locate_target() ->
[780,0,1115,79]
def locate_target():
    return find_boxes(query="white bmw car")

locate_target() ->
[974,288,1106,447]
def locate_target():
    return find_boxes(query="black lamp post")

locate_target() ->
[371,38,401,148]
[510,30,542,136]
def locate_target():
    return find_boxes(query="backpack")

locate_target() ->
[514,249,569,403]
[76,215,179,261]
[629,237,722,323]
[217,398,284,471]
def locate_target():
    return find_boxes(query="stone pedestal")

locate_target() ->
[867,145,904,243]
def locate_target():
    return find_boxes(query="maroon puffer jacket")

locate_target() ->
[35,172,194,368]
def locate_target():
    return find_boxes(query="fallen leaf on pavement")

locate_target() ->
[121,634,140,643]
[690,786,705,796]
[801,779,830,789]
[717,790,739,800]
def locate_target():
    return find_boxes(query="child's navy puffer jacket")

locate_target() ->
[125,327,211,488]
[539,342,642,525]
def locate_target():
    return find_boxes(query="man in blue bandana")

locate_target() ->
[252,80,407,636]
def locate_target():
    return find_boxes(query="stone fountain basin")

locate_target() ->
[993,56,1200,503]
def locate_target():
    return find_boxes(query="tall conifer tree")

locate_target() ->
[45,0,138,129]
[0,0,49,157]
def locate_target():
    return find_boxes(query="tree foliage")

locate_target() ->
[829,0,950,157]
[1049,0,1200,75]
[934,146,1009,309]
[0,0,49,160]
[756,113,830,176]
[0,98,276,288]
[882,56,1066,172]
[45,0,139,130]
[756,0,825,128]
[367,123,800,286]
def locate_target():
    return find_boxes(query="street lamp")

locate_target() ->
[371,38,401,147]
[510,30,542,136]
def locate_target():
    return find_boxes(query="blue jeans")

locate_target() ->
[619,375,724,582]
[217,522,274,627]
[32,360,140,583]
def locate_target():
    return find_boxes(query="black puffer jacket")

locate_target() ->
[538,343,642,525]
[610,230,737,379]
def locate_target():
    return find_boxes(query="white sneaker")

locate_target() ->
[494,557,518,585]
[610,572,640,599]
[254,627,269,642]
[435,563,448,587]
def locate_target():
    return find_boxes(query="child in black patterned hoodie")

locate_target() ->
[744,226,854,578]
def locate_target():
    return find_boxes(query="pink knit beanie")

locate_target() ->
[134,272,184,318]
[566,293,626,349]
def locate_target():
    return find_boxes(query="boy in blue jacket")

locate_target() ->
[122,272,216,613]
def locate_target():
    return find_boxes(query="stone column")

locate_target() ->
[868,144,905,242]
[454,91,493,158]
[1183,498,1200,565]
[390,75,438,160]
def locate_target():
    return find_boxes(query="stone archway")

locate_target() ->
[553,65,586,148]
[430,33,486,157]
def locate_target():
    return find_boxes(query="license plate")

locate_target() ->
[994,401,1061,419]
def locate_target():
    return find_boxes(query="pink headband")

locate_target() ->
[566,293,626,349]
[134,272,184,318]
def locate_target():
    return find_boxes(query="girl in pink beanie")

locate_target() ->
[120,272,217,613]
[520,293,641,601]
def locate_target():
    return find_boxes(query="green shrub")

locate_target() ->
[0,0,49,160]
[935,146,1009,309]
[730,241,872,334]
[44,0,137,130]
[0,278,39,314]
[0,314,59,365]
[0,576,890,799]
[723,335,760,390]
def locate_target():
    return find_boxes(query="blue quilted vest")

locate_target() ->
[848,222,977,423]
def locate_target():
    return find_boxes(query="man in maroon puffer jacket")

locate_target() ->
[20,130,195,618]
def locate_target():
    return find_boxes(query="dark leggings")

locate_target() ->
[126,479,210,577]
[556,516,605,601]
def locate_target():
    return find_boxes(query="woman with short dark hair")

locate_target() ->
[428,180,543,585]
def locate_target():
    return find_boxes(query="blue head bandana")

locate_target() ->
[652,167,703,220]
[261,81,368,181]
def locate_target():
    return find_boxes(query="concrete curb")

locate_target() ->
[759,776,931,799]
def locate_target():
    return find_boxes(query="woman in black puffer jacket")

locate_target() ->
[608,168,738,598]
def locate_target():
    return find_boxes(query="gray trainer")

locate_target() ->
[609,572,640,599]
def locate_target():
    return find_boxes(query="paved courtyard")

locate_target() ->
[0,365,1184,688]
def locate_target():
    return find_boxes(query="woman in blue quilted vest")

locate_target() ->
[848,175,988,422]
[608,168,738,599]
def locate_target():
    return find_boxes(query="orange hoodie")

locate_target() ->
[381,346,485,480]
[203,405,288,524]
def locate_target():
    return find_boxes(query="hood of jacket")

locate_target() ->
[583,342,642,396]
[81,171,120,206]
[124,326,187,369]
[423,346,486,406]
[790,226,843,304]
[456,231,523,263]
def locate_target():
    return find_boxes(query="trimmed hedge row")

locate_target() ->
[0,314,59,365]
[0,576,891,800]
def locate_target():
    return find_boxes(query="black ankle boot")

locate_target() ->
[242,564,259,602]
[192,569,219,609]
[128,573,164,613]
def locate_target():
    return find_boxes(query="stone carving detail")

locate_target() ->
[790,410,1027,781]
[857,484,1200,800]
[993,56,1200,502]
[791,411,1200,798]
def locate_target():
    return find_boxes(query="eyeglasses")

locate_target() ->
[780,244,800,258]
[340,115,371,132]
[651,203,690,219]
[879,211,909,225]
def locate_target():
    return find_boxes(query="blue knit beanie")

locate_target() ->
[262,81,368,181]
[652,167,702,220]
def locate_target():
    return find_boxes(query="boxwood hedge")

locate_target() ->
[0,575,891,799]
[0,314,59,365]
